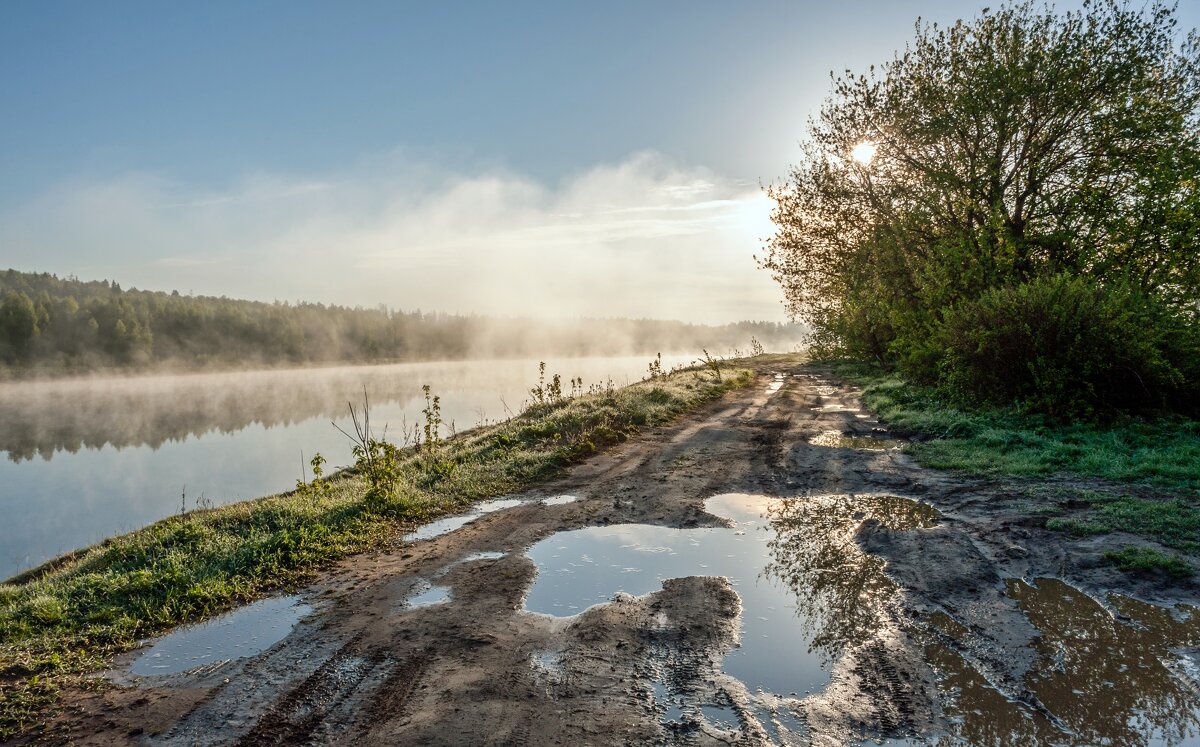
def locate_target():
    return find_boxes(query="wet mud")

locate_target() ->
[35,362,1200,745]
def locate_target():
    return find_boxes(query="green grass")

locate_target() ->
[1041,492,1200,552]
[833,362,1200,492]
[1103,546,1195,578]
[0,360,757,739]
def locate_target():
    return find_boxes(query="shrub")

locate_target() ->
[934,274,1199,419]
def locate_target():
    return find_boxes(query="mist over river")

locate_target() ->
[0,355,691,579]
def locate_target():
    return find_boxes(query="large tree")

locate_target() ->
[761,1,1200,369]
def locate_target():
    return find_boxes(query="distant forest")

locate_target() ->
[0,269,801,377]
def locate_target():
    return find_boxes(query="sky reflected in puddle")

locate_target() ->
[403,497,525,542]
[131,595,310,675]
[524,493,936,701]
[406,582,451,609]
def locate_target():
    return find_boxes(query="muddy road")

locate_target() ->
[44,363,1200,745]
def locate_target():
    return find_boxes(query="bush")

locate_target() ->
[934,274,1198,419]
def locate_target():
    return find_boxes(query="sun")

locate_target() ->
[851,140,877,166]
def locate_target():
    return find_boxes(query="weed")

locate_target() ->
[698,349,723,382]
[334,390,403,507]
[421,385,443,454]
[1104,546,1194,578]
[529,362,549,406]
[750,337,765,356]
[647,352,664,380]
[296,453,332,498]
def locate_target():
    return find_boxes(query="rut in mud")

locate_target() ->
[40,363,1200,746]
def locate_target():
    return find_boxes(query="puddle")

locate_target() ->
[701,702,741,730]
[523,493,937,706]
[809,430,904,450]
[1015,578,1200,745]
[542,495,580,506]
[816,404,861,413]
[927,578,1200,746]
[531,648,565,680]
[767,373,787,393]
[131,596,310,675]
[404,497,526,541]
[650,678,741,732]
[405,581,451,608]
[653,680,688,723]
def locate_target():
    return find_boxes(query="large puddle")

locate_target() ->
[524,493,938,718]
[523,494,1200,745]
[131,595,311,675]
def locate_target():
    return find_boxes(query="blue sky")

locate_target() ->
[2,1,1196,322]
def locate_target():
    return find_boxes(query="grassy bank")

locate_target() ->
[832,362,1200,577]
[0,360,756,739]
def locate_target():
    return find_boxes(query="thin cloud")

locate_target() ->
[0,151,784,323]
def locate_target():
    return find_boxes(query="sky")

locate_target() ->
[2,1,1197,323]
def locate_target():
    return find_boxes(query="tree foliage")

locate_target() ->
[762,1,1200,415]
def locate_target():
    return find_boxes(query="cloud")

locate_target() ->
[0,151,784,323]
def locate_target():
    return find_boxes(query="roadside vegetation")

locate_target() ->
[836,361,1200,578]
[0,357,755,739]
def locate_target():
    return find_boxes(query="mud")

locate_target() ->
[34,362,1200,745]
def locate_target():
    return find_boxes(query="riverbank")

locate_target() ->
[0,358,758,739]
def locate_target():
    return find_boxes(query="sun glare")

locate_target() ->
[851,140,877,165]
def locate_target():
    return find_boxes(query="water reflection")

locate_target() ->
[764,494,940,661]
[0,357,686,461]
[523,494,939,702]
[808,431,904,450]
[1016,578,1200,746]
[926,579,1200,746]
[130,595,310,676]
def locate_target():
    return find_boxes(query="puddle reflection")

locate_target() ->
[764,494,939,661]
[130,595,310,676]
[524,493,937,713]
[1015,578,1200,746]
[926,579,1200,746]
[809,430,904,451]
[521,493,1200,745]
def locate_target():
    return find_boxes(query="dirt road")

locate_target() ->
[42,363,1200,745]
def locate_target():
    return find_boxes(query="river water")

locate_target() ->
[0,355,689,579]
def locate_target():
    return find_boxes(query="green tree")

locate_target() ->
[762,1,1200,377]
[0,291,38,361]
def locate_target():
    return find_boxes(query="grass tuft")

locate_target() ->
[1104,546,1195,578]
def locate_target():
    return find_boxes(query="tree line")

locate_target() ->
[0,269,800,377]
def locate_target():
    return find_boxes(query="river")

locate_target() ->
[0,355,691,579]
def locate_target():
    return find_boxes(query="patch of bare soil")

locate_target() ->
[32,362,1200,745]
